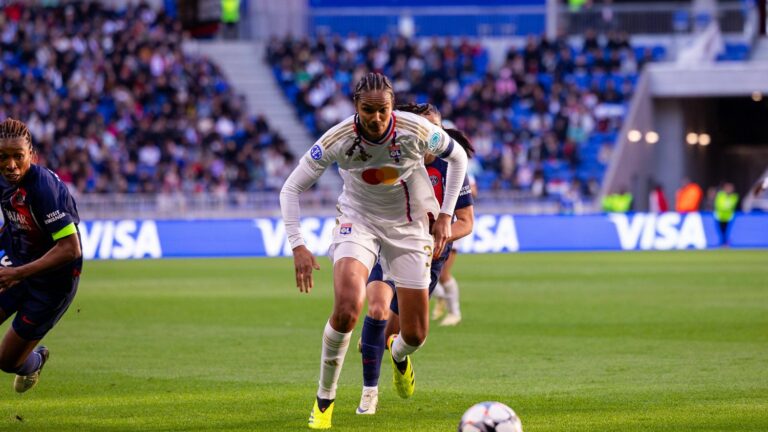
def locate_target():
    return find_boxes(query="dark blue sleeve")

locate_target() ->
[31,169,77,238]
[455,174,474,210]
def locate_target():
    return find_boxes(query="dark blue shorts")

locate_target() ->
[0,276,79,341]
[367,257,446,316]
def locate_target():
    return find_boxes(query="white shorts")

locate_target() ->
[328,213,433,289]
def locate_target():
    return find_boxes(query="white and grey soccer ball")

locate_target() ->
[457,401,523,432]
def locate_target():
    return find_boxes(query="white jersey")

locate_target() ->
[301,111,456,226]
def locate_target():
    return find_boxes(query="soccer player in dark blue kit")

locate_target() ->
[0,118,82,393]
[356,104,475,414]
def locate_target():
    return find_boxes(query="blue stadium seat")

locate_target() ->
[285,85,299,104]
[460,73,481,87]
[537,73,553,92]
[716,42,750,61]
[303,113,317,134]
[476,171,496,190]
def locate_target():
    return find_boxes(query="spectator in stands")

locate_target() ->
[675,178,703,212]
[754,175,768,196]
[602,187,632,212]
[221,0,241,39]
[2,2,292,196]
[267,29,656,203]
[648,181,669,212]
[714,182,739,246]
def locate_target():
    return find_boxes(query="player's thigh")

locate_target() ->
[332,256,369,308]
[329,214,379,316]
[328,213,379,271]
[0,286,22,326]
[13,277,79,343]
[379,218,433,290]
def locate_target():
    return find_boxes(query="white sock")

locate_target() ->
[391,334,423,363]
[317,320,352,400]
[432,281,446,299]
[442,276,461,316]
[363,385,378,393]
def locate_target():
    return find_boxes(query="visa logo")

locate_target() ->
[254,217,336,257]
[456,215,519,253]
[81,220,163,259]
[609,213,706,250]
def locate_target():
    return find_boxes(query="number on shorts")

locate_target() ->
[423,245,432,267]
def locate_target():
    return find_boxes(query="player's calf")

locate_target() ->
[14,345,49,393]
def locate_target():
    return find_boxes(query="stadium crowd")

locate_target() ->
[0,0,666,202]
[0,2,294,195]
[267,30,662,201]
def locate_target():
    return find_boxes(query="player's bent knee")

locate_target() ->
[331,306,361,332]
[367,302,389,320]
[400,330,427,347]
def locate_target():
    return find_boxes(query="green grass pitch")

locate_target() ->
[0,250,766,431]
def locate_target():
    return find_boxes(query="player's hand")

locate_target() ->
[292,245,320,293]
[431,213,453,259]
[0,267,22,293]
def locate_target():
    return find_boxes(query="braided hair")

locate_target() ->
[347,73,396,161]
[0,118,32,149]
[395,103,475,159]
[353,72,395,104]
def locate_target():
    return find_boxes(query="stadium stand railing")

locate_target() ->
[559,1,752,35]
[74,189,561,220]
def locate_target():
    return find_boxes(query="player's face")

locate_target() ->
[356,90,393,139]
[0,138,33,184]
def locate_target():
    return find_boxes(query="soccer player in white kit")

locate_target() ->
[280,73,468,429]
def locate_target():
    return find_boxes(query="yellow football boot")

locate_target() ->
[387,335,415,399]
[308,399,334,429]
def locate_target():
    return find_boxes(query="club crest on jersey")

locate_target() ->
[430,175,439,186]
[428,132,441,152]
[340,223,352,235]
[389,141,401,163]
[310,144,323,160]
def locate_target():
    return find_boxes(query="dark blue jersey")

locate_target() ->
[0,165,82,280]
[425,157,473,262]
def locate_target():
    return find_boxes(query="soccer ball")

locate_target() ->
[457,401,523,432]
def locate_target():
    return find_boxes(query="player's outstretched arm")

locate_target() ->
[432,137,468,257]
[449,205,474,243]
[0,232,80,292]
[280,160,324,294]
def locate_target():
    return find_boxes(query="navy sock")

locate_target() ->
[15,351,41,375]
[361,316,387,387]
